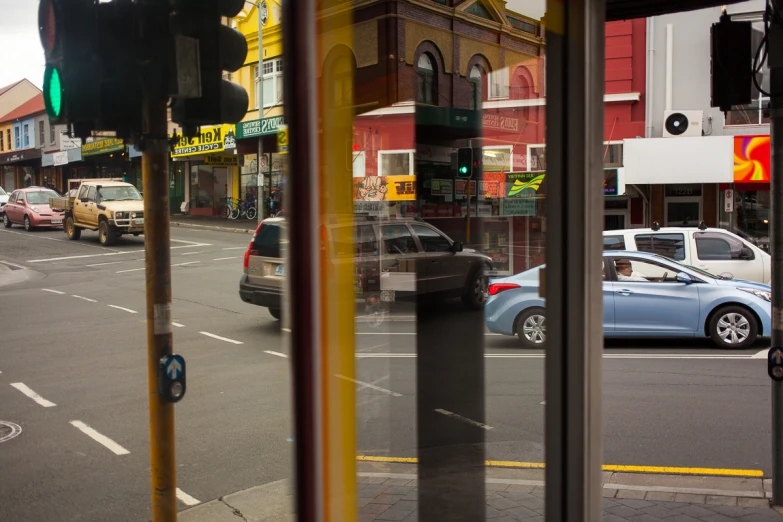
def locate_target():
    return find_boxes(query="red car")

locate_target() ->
[2,187,64,230]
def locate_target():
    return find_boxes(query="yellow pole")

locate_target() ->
[142,98,177,521]
[466,176,472,244]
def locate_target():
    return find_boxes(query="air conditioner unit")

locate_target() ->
[662,110,704,138]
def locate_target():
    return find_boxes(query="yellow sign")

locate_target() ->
[171,124,237,157]
[277,125,288,154]
[204,155,238,167]
[353,175,416,202]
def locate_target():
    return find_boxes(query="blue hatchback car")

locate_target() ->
[485,251,772,349]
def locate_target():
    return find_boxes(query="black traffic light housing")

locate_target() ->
[457,147,473,178]
[170,0,249,136]
[711,14,752,113]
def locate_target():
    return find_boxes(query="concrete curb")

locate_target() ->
[171,221,256,234]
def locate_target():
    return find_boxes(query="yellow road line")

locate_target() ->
[356,456,763,477]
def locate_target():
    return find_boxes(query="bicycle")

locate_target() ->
[229,199,257,220]
[218,197,235,220]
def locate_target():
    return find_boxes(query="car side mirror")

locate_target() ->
[80,197,89,203]
[676,272,693,284]
[740,247,753,260]
[452,241,464,253]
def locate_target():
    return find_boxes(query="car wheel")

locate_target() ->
[99,219,117,246]
[461,265,489,310]
[516,307,547,349]
[268,308,281,320]
[709,305,758,349]
[65,216,81,240]
[24,215,33,231]
[2,213,11,228]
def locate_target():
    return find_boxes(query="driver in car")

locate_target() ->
[615,259,650,282]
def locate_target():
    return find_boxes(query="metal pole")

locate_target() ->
[142,98,177,521]
[769,14,783,508]
[256,0,265,222]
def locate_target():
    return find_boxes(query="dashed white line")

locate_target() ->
[172,322,185,328]
[199,331,243,344]
[72,295,97,303]
[176,488,200,506]
[213,256,240,261]
[10,383,56,407]
[172,261,201,267]
[116,267,146,274]
[171,239,211,246]
[0,260,27,270]
[69,421,130,455]
[222,246,246,250]
[335,374,402,397]
[180,251,204,256]
[27,251,142,263]
[107,305,138,314]
[264,350,288,358]
[41,288,65,295]
[434,408,494,430]
[86,261,124,267]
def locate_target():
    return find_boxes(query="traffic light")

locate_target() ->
[457,147,473,178]
[170,0,250,135]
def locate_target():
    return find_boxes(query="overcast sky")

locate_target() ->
[0,0,44,89]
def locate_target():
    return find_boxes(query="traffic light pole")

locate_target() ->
[142,98,178,521]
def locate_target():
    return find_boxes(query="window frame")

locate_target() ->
[632,232,687,261]
[694,231,754,261]
[379,224,420,254]
[377,149,415,176]
[411,224,453,252]
[260,58,284,109]
[603,235,626,251]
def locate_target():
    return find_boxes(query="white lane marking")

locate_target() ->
[86,261,124,267]
[171,239,210,246]
[171,245,211,250]
[27,250,143,263]
[180,251,204,256]
[281,327,292,333]
[0,260,27,270]
[356,332,416,335]
[69,421,130,455]
[222,246,246,250]
[176,488,200,506]
[0,421,21,443]
[264,350,288,358]
[752,348,770,359]
[1,228,65,242]
[72,295,97,303]
[213,256,240,261]
[172,322,185,328]
[434,408,494,430]
[41,288,65,295]
[354,353,759,360]
[356,375,390,392]
[107,305,138,314]
[10,383,56,407]
[172,261,200,267]
[199,331,243,345]
[335,374,402,397]
[116,267,146,274]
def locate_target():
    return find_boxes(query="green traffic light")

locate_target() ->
[459,166,468,174]
[43,66,62,119]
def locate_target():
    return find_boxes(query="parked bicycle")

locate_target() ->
[229,199,257,220]
[218,197,235,220]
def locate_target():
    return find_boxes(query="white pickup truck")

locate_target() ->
[50,179,145,246]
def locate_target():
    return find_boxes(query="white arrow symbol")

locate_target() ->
[772,349,783,365]
[167,359,182,379]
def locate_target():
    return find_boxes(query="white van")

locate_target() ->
[602,226,771,284]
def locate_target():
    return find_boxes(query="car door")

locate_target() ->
[5,191,19,222]
[692,231,763,282]
[73,185,90,224]
[602,258,615,332]
[378,224,424,294]
[609,255,701,334]
[410,224,463,293]
[85,186,99,226]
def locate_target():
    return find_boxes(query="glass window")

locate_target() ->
[252,221,284,258]
[39,121,44,146]
[78,186,89,199]
[469,65,483,110]
[695,232,753,261]
[354,225,378,256]
[417,54,436,105]
[489,68,509,99]
[380,224,418,254]
[412,225,452,252]
[0,129,4,151]
[23,124,29,148]
[8,191,17,203]
[603,235,626,250]
[613,257,679,283]
[26,191,58,204]
[634,233,686,261]
[86,186,97,201]
[380,151,412,176]
[14,126,20,149]
[49,121,55,143]
[262,59,284,108]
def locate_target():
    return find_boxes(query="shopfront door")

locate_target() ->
[604,212,626,230]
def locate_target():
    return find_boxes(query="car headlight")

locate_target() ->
[114,211,125,219]
[30,206,39,213]
[739,287,771,302]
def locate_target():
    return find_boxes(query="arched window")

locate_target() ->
[470,64,483,110]
[417,53,436,105]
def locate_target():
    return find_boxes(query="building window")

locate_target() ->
[39,121,44,147]
[23,124,29,148]
[507,15,537,34]
[378,150,414,176]
[489,68,509,99]
[14,127,20,149]
[0,130,3,152]
[465,1,493,20]
[470,65,483,110]
[417,53,436,105]
[726,93,770,126]
[260,59,283,109]
[352,151,366,178]
[49,122,55,143]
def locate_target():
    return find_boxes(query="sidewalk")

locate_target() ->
[178,461,782,522]
[170,214,259,233]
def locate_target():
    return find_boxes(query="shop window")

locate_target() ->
[633,233,686,261]
[379,150,413,176]
[417,53,436,105]
[603,235,626,250]
[695,232,753,261]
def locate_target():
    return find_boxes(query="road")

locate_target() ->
[0,225,773,521]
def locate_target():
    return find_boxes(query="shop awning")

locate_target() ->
[0,147,42,166]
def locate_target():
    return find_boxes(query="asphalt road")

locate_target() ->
[0,224,774,521]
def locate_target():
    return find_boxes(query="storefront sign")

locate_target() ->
[507,172,545,198]
[353,175,416,201]
[503,198,537,216]
[236,116,285,139]
[725,189,734,213]
[171,125,236,157]
[734,135,770,183]
[204,155,238,167]
[53,151,69,166]
[476,203,493,217]
[479,172,506,199]
[60,131,82,150]
[482,113,520,132]
[454,180,477,198]
[604,168,620,196]
[81,138,124,157]
[277,125,288,154]
[483,149,512,172]
[430,179,453,196]
[0,147,43,165]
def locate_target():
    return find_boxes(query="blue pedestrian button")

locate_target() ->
[159,354,186,403]
[768,348,783,381]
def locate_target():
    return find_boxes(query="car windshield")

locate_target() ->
[98,186,142,201]
[25,191,58,205]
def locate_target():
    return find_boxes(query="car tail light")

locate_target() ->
[244,223,263,269]
[488,283,520,296]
